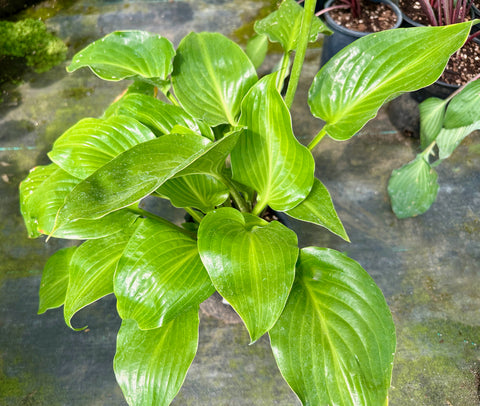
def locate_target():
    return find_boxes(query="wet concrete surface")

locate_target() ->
[1,0,479,404]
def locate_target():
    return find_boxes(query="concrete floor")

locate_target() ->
[1,0,479,404]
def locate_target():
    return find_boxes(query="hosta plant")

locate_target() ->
[19,0,476,403]
[388,74,480,218]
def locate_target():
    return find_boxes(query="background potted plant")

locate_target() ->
[19,0,476,403]
[316,0,403,64]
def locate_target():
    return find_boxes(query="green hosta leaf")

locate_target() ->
[284,178,349,241]
[114,309,199,406]
[309,23,473,140]
[232,75,314,212]
[38,247,76,314]
[67,30,175,87]
[246,33,268,69]
[48,115,156,179]
[115,218,214,329]
[104,93,207,138]
[436,122,480,160]
[444,79,480,128]
[197,208,298,342]
[254,0,330,53]
[172,32,257,126]
[270,247,396,406]
[388,155,439,218]
[20,164,138,239]
[64,229,133,330]
[419,97,447,149]
[157,174,229,212]
[53,133,210,228]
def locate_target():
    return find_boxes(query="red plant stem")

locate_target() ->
[315,3,350,17]
[418,0,438,25]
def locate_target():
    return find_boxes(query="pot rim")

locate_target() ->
[322,0,403,37]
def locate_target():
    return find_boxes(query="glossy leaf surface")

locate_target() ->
[20,164,137,239]
[444,78,480,128]
[436,122,480,160]
[48,115,155,179]
[114,309,199,406]
[115,218,214,329]
[254,0,329,52]
[38,247,76,314]
[309,23,472,140]
[231,75,314,211]
[270,247,396,406]
[388,155,439,218]
[104,93,205,138]
[172,32,257,126]
[158,174,229,212]
[246,33,268,69]
[67,30,175,87]
[198,208,298,342]
[284,178,349,241]
[419,97,447,149]
[64,230,133,329]
[53,133,211,228]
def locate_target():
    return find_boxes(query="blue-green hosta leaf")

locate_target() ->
[67,31,175,87]
[114,309,199,406]
[436,122,480,160]
[419,97,448,149]
[231,75,314,211]
[48,115,156,179]
[64,229,134,330]
[115,218,214,329]
[104,93,210,139]
[444,79,480,128]
[254,0,330,53]
[388,155,439,218]
[197,208,298,342]
[269,247,396,406]
[19,164,138,239]
[246,33,268,69]
[309,23,473,140]
[172,32,257,126]
[157,174,229,212]
[38,247,76,314]
[284,178,349,241]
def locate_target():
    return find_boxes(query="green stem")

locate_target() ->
[308,127,327,151]
[184,207,204,223]
[127,206,195,237]
[420,140,437,163]
[252,201,267,217]
[166,91,179,106]
[217,174,249,212]
[284,0,316,108]
[276,52,291,93]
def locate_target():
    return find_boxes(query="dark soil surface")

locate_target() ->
[328,0,398,32]
[399,0,475,25]
[440,39,480,85]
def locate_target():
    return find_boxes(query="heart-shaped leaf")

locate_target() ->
[20,164,138,239]
[64,230,133,330]
[172,32,257,126]
[388,155,439,218]
[114,309,199,406]
[231,75,314,212]
[309,23,473,140]
[436,121,480,160]
[67,31,175,87]
[104,93,208,138]
[157,174,229,212]
[197,208,298,342]
[444,78,480,128]
[48,115,156,179]
[269,247,396,406]
[254,0,330,53]
[419,97,448,149]
[284,178,349,241]
[115,218,214,329]
[38,247,76,314]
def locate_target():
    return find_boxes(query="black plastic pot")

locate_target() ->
[320,0,403,66]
